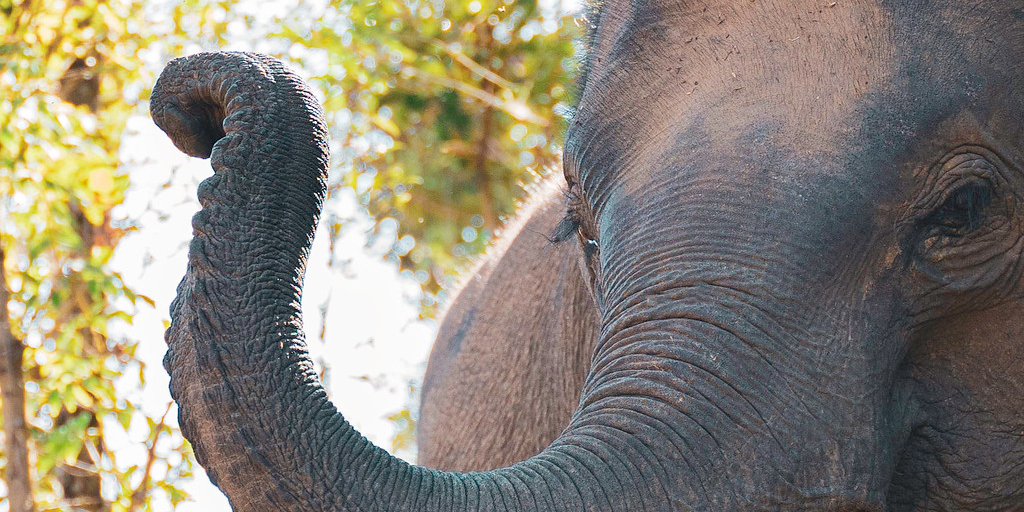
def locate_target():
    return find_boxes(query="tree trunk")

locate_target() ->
[54,201,109,512]
[0,246,36,512]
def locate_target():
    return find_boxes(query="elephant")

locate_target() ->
[149,0,1024,510]
[418,178,600,471]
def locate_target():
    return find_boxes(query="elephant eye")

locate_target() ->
[582,237,599,259]
[553,178,598,245]
[928,181,993,234]
[907,148,1018,292]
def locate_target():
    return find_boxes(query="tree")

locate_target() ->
[275,0,581,314]
[1,1,201,509]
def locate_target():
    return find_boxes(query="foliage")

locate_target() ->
[0,0,205,509]
[2,0,580,508]
[275,0,581,314]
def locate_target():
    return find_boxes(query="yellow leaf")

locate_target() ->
[87,168,114,194]
[373,115,401,137]
[71,386,94,407]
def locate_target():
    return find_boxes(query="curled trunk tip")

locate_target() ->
[150,52,256,158]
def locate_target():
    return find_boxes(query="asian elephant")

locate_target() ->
[418,179,600,471]
[150,1,1024,510]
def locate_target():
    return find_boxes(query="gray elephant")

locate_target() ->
[150,1,1024,510]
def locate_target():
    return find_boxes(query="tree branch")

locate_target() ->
[473,25,498,228]
[128,402,173,512]
[402,67,547,126]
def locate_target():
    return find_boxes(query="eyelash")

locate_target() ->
[551,212,580,244]
[551,184,591,244]
[554,171,603,252]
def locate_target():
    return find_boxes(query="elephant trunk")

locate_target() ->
[152,51,345,507]
[151,52,632,511]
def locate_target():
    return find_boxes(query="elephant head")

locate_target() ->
[151,1,1024,510]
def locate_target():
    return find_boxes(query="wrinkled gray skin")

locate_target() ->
[151,1,1024,510]
[418,180,600,471]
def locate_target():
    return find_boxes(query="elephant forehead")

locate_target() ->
[571,0,898,155]
[568,0,1023,208]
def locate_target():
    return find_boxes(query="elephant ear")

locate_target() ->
[419,178,600,471]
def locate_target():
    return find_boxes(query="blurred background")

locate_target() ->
[0,0,581,509]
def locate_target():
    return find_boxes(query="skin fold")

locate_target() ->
[150,1,1024,510]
